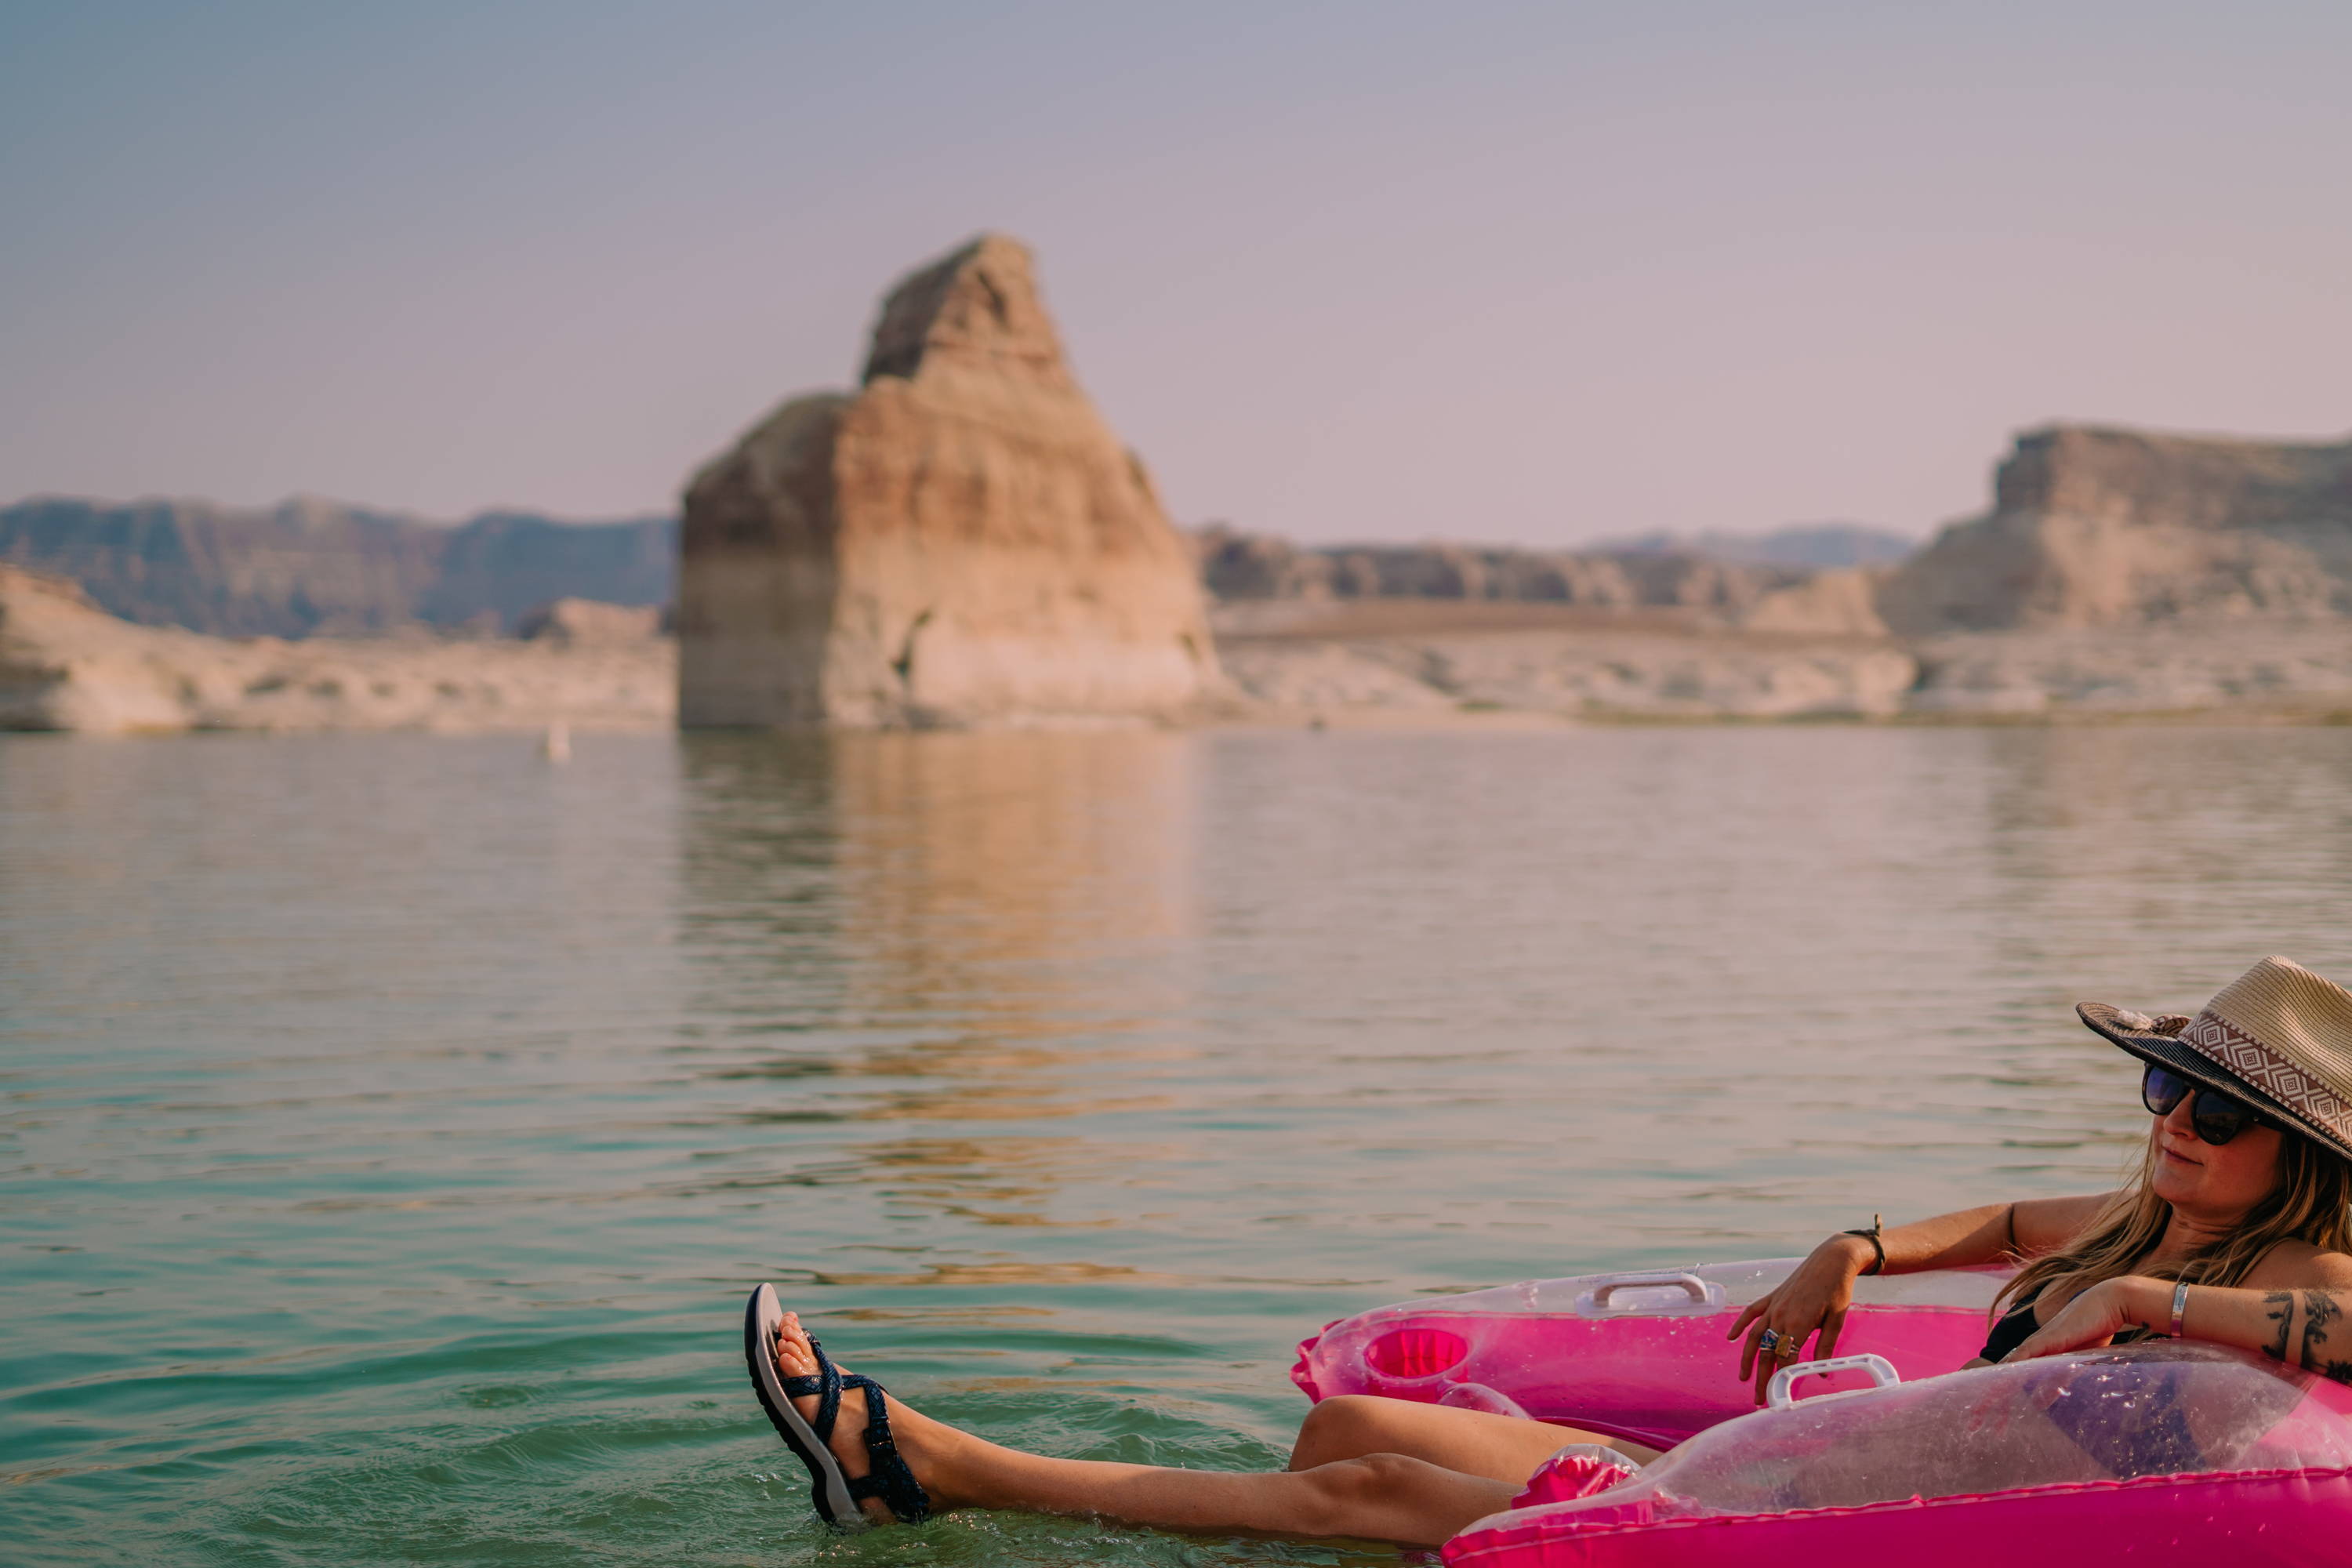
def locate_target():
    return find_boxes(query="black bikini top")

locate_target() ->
[1977,1281,2156,1364]
[1977,1285,2046,1363]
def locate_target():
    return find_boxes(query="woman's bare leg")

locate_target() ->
[768,1310,1519,1546]
[1289,1394,1661,1478]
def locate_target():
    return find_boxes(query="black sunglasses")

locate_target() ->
[2143,1062,2278,1146]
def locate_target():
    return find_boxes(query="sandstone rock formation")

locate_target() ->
[517,597,663,645]
[1880,425,2352,633]
[0,495,673,637]
[677,236,1219,728]
[1,566,194,731]
[0,564,671,732]
[1738,567,1893,636]
[1192,524,1809,616]
[1218,618,1922,720]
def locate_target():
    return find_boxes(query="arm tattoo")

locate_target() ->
[2299,1290,2344,1374]
[2263,1290,2295,1363]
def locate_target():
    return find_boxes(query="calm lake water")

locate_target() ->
[6,725,2352,1565]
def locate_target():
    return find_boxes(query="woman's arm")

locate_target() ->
[1727,1193,2117,1403]
[1870,1192,2115,1276]
[2011,1250,2352,1378]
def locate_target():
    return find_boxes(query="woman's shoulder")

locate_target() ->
[2010,1191,2124,1255]
[2240,1239,2352,1290]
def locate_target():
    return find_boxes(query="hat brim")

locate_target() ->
[2078,1001,2352,1166]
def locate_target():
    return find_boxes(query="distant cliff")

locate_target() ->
[1591,523,1917,569]
[0,495,674,637]
[1880,426,2352,633]
[1192,525,1813,617]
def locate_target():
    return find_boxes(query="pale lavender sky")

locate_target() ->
[2,2,2347,545]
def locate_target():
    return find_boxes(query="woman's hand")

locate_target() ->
[2008,1276,2161,1362]
[1727,1233,1874,1406]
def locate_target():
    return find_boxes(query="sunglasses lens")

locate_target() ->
[2192,1091,2259,1146]
[2144,1062,2266,1145]
[2143,1065,2190,1117]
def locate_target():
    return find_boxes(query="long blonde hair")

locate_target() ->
[1994,1130,2352,1315]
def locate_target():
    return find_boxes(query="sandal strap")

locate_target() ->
[768,1334,931,1524]
[797,1338,844,1446]
[840,1373,931,1523]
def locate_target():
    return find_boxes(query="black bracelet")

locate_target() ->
[1842,1213,1886,1276]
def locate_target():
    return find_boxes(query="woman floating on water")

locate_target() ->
[742,956,2352,1547]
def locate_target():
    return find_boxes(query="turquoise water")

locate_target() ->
[5,725,2352,1564]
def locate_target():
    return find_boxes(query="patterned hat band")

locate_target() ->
[2181,1007,2352,1147]
[2082,959,2352,1167]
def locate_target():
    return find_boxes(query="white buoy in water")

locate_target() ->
[541,720,572,763]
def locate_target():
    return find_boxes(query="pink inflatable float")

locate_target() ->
[1292,1258,2010,1449]
[1294,1261,2352,1564]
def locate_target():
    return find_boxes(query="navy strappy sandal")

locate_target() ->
[743,1283,931,1526]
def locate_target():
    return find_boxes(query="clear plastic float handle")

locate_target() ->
[1766,1352,1901,1410]
[1589,1272,1711,1307]
[1438,1381,1535,1421]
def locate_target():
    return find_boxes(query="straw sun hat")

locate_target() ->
[2079,956,2352,1166]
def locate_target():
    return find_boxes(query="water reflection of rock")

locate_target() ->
[677,730,1200,1246]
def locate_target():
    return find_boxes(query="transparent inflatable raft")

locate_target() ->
[1292,1261,2352,1564]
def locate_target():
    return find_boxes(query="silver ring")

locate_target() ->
[1758,1328,1780,1352]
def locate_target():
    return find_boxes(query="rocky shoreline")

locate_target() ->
[1214,601,2352,725]
[11,561,2352,733]
[0,568,670,733]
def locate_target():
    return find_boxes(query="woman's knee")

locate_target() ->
[1291,1396,1397,1468]
[1293,1453,1429,1535]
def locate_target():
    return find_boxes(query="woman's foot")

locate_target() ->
[746,1289,1509,1544]
[769,1307,965,1522]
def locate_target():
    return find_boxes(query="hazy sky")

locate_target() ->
[4,2,2347,545]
